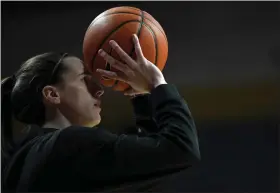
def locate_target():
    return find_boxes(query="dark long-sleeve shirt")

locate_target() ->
[3,84,200,192]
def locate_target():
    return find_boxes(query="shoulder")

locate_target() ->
[59,126,117,142]
[52,126,118,154]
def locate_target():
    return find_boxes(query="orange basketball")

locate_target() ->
[83,6,168,91]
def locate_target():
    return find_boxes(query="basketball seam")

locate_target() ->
[143,17,168,44]
[137,10,145,45]
[89,12,166,40]
[142,23,158,66]
[90,20,141,74]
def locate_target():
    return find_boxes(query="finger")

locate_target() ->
[98,49,132,76]
[96,69,127,83]
[132,34,144,59]
[109,40,136,68]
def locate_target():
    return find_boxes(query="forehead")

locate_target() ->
[62,56,84,76]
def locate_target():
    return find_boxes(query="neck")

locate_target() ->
[42,120,71,130]
[42,109,71,129]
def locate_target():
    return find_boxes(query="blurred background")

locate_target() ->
[2,1,279,192]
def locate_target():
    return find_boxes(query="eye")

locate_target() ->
[80,71,93,83]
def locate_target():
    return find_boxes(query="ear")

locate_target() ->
[42,85,61,105]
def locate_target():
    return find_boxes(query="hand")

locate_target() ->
[97,34,167,96]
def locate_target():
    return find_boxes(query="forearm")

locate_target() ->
[114,84,200,177]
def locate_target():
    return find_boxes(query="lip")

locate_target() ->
[93,99,101,111]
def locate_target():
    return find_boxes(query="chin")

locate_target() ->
[94,118,101,126]
[83,121,100,128]
[86,116,101,127]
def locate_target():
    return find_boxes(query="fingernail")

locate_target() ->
[133,34,137,41]
[98,49,105,57]
[109,40,116,46]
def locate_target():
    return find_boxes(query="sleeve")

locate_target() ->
[129,94,159,135]
[57,84,200,182]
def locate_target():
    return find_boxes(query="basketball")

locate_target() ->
[83,6,168,91]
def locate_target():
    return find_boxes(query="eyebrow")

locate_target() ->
[78,69,91,77]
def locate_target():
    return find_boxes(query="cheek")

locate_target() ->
[61,85,92,110]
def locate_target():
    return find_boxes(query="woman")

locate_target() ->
[2,35,200,192]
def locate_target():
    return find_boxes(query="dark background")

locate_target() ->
[2,1,279,192]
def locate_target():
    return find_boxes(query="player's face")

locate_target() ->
[57,56,104,127]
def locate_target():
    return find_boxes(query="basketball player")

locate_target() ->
[2,35,200,191]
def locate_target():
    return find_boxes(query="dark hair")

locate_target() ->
[1,52,69,164]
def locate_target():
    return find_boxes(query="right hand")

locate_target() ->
[97,34,167,96]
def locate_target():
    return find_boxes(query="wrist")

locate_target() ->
[152,79,167,89]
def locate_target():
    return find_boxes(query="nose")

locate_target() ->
[85,75,105,98]
[95,89,104,98]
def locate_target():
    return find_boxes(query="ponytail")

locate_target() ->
[1,76,16,166]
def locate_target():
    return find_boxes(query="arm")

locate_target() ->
[115,84,200,175]
[57,84,200,182]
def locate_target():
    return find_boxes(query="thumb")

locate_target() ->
[124,88,136,96]
[124,88,149,97]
